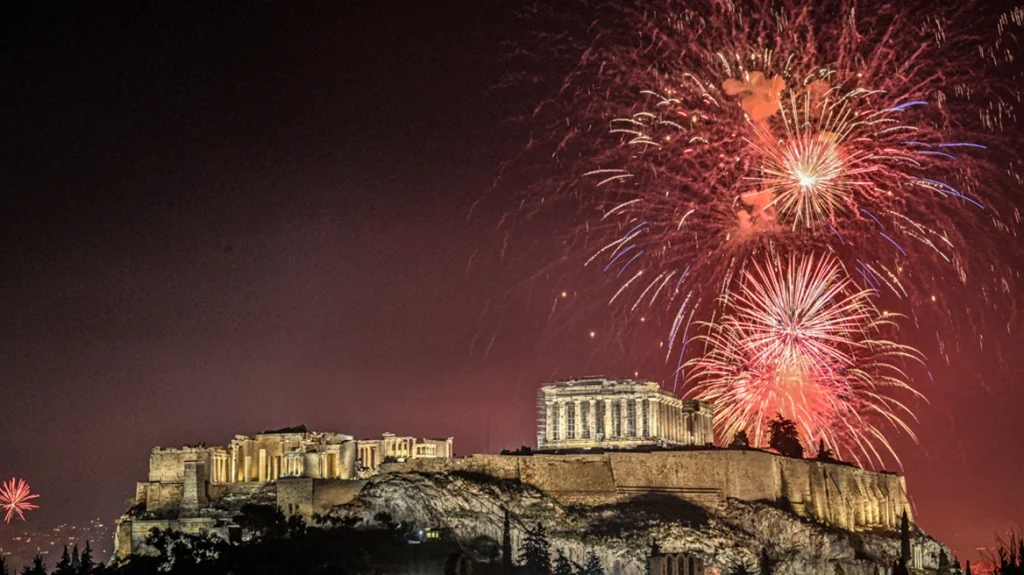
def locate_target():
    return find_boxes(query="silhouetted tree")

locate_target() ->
[937,549,952,575]
[21,555,46,575]
[445,553,475,575]
[732,562,751,575]
[815,439,834,461]
[0,555,9,575]
[553,551,573,575]
[234,503,288,540]
[80,541,96,574]
[994,530,1024,575]
[142,527,227,574]
[578,551,604,575]
[759,548,775,575]
[53,547,72,575]
[965,559,972,575]
[70,545,79,573]
[767,414,803,458]
[503,509,514,570]
[891,558,909,575]
[519,523,552,575]
[900,511,911,568]
[730,430,750,448]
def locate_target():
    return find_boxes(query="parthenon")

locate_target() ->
[537,378,714,449]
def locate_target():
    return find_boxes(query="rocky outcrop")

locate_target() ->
[335,471,947,575]
[384,450,912,532]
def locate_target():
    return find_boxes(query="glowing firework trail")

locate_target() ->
[685,253,923,466]
[0,477,39,523]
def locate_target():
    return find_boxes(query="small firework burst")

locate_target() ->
[0,477,39,523]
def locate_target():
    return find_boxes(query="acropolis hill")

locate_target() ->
[115,378,946,574]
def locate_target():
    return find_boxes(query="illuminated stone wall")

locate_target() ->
[118,426,433,558]
[384,449,913,531]
[277,477,366,518]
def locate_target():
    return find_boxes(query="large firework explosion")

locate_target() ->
[503,0,1024,464]
[0,477,39,523]
[685,253,923,465]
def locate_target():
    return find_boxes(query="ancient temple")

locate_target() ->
[356,432,453,473]
[536,378,714,450]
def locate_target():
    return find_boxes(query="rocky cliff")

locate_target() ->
[334,471,947,575]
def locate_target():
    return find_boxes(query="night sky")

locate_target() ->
[2,1,1022,564]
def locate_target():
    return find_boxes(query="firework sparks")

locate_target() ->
[685,253,923,466]
[508,0,1022,366]
[0,477,39,523]
[499,0,1024,466]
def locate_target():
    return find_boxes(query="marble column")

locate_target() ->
[561,401,569,439]
[650,399,659,438]
[258,449,267,483]
[603,399,613,438]
[588,399,596,440]
[573,401,581,440]
[618,399,628,439]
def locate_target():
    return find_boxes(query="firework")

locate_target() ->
[685,253,923,466]
[0,477,39,523]
[509,0,1022,373]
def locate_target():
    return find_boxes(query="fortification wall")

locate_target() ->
[518,456,617,505]
[278,478,365,517]
[142,482,184,513]
[123,518,227,557]
[383,449,911,531]
[278,478,314,516]
[313,479,365,512]
[148,448,211,483]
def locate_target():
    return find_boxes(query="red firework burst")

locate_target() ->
[504,0,1024,377]
[0,477,40,523]
[685,253,923,466]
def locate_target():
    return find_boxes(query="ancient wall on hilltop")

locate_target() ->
[278,478,366,517]
[382,449,912,531]
[139,482,185,513]
[148,447,212,482]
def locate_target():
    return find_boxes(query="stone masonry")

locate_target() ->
[384,449,913,532]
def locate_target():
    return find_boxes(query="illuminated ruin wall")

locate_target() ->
[117,427,451,558]
[383,449,913,531]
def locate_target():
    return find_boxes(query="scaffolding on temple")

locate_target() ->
[536,391,547,448]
